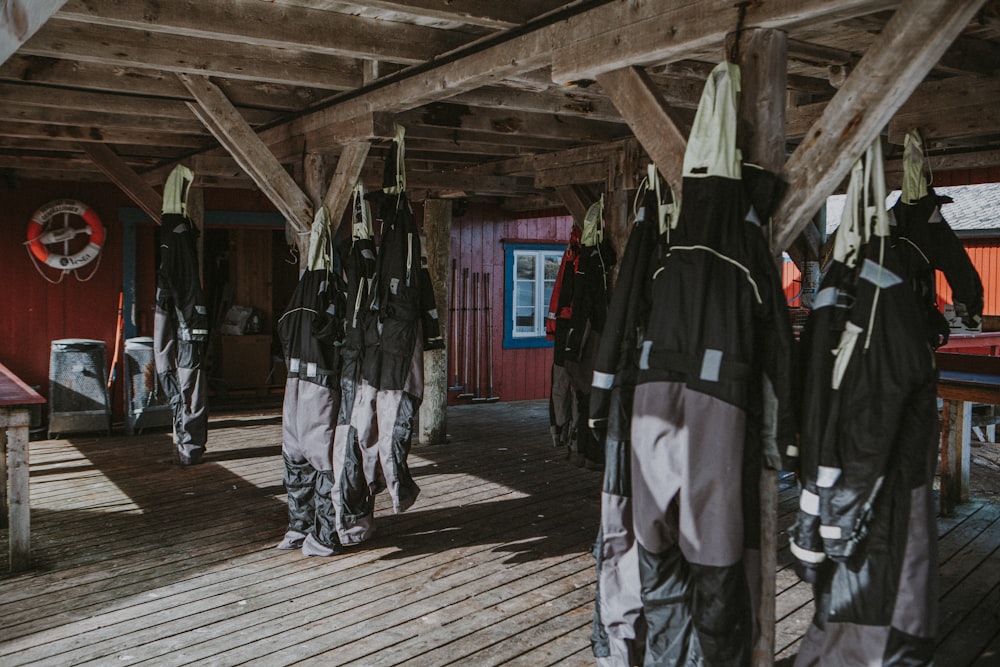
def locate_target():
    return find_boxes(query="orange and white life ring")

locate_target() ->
[26,199,106,270]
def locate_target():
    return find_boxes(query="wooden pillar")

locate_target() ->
[605,156,630,287]
[187,186,206,286]
[940,398,971,515]
[733,26,787,667]
[419,199,451,445]
[2,407,31,571]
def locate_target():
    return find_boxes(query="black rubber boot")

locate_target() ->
[278,454,315,549]
[302,470,342,557]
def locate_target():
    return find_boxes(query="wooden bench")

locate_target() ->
[0,362,45,571]
[936,352,1000,516]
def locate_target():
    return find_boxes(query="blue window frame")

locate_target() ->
[503,242,564,349]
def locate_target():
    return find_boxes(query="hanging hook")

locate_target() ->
[728,1,753,63]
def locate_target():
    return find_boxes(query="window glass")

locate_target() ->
[505,246,565,346]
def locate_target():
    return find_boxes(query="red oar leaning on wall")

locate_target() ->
[107,291,124,395]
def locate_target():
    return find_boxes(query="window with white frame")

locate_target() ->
[503,243,564,348]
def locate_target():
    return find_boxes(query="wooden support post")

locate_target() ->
[940,399,972,516]
[605,155,630,287]
[734,26,787,667]
[419,199,451,446]
[1,408,31,571]
[187,186,206,286]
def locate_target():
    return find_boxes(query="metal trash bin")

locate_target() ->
[123,337,173,435]
[48,338,111,438]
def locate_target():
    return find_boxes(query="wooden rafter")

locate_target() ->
[323,142,372,234]
[771,0,990,253]
[554,185,593,229]
[179,73,313,235]
[596,66,686,196]
[79,142,162,224]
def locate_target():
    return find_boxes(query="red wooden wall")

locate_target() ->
[0,178,279,419]
[446,204,574,403]
[936,240,1000,315]
[1,179,143,408]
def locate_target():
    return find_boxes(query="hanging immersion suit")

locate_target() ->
[564,197,616,469]
[589,170,674,667]
[889,129,983,348]
[791,136,982,667]
[331,184,380,545]
[154,165,210,466]
[547,225,582,450]
[629,61,795,666]
[276,208,346,557]
[350,127,444,526]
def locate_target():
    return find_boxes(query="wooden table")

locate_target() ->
[936,353,1000,516]
[0,362,45,571]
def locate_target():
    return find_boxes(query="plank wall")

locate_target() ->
[446,204,574,403]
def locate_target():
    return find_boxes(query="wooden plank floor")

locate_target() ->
[2,400,999,666]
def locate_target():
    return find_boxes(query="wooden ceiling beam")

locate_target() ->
[771,0,989,253]
[0,0,66,66]
[402,126,587,153]
[450,85,623,123]
[79,142,162,224]
[397,102,632,143]
[0,82,280,124]
[55,0,470,65]
[360,168,537,196]
[264,112,394,162]
[884,148,1000,180]
[0,102,212,136]
[0,55,329,111]
[20,19,363,90]
[345,0,567,30]
[285,22,558,138]
[0,121,210,148]
[462,138,641,177]
[536,161,608,188]
[551,0,897,83]
[888,75,1000,144]
[596,66,686,196]
[179,73,313,234]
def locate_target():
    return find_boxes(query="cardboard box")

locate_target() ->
[219,334,273,388]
